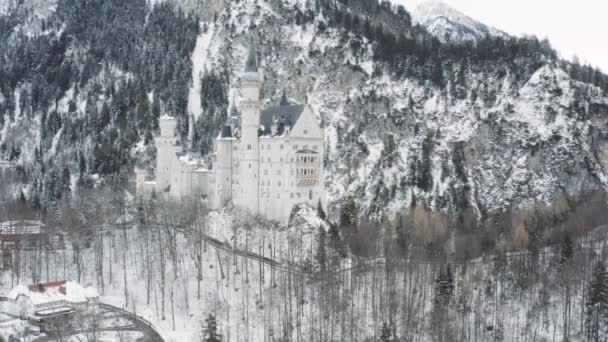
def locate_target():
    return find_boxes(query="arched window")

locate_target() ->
[309,190,313,200]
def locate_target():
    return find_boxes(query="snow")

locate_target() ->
[0,220,44,234]
[0,0,9,15]
[187,22,216,143]
[412,0,507,43]
[6,281,97,306]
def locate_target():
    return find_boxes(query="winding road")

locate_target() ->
[29,303,163,342]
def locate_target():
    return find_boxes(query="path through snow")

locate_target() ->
[187,22,215,144]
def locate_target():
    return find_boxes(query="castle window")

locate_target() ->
[277,170,281,175]
[313,145,318,151]
[293,144,298,150]
[261,145,264,150]
[278,181,282,186]
[309,190,313,200]
[297,193,301,198]
[280,145,284,150]
[277,194,280,199]
[264,170,268,175]
[290,193,294,199]
[304,145,308,150]
[267,144,271,150]
[234,146,238,151]
[280,157,283,162]
[249,164,251,168]
[303,130,308,135]
[247,144,252,150]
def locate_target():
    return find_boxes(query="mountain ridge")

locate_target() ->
[0,0,607,227]
[412,0,508,43]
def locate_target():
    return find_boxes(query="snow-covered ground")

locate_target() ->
[187,22,216,143]
[0,200,601,342]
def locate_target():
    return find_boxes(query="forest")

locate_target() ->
[2,173,608,341]
[2,0,608,340]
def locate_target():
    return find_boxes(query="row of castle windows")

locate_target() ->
[258,191,315,200]
[236,144,319,151]
[297,156,317,163]
[298,168,318,176]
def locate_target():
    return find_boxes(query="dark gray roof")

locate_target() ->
[259,104,305,136]
[245,46,258,72]
[220,125,233,138]
[280,91,289,106]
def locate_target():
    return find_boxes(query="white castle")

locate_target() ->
[136,47,325,223]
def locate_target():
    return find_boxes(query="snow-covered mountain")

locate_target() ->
[1,0,608,225]
[412,0,508,43]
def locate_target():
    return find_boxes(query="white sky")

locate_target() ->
[392,0,608,73]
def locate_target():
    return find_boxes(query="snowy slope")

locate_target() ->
[412,0,508,43]
[187,22,216,143]
[188,0,608,221]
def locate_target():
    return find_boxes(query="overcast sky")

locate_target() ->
[393,0,607,73]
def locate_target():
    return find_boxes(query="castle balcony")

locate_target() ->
[295,150,320,187]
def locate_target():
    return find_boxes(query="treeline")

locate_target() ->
[288,0,608,93]
[325,189,608,265]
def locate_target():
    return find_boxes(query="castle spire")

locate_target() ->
[245,45,258,72]
[280,90,289,106]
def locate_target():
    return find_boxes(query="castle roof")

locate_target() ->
[7,281,98,306]
[260,104,305,136]
[220,125,233,138]
[245,45,258,72]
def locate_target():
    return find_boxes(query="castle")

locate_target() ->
[136,47,325,223]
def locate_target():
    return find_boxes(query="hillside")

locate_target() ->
[1,0,608,227]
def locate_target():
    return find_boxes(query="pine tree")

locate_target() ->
[585,261,608,341]
[317,199,326,220]
[434,265,454,307]
[559,234,574,265]
[328,222,346,259]
[340,196,357,227]
[380,322,392,342]
[203,314,221,342]
[316,226,327,273]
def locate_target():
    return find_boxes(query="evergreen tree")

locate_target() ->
[585,261,608,341]
[203,314,221,342]
[328,222,346,259]
[380,322,392,342]
[434,264,454,307]
[339,195,358,229]
[316,226,327,273]
[559,234,574,266]
[317,199,326,220]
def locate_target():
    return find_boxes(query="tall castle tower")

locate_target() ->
[155,115,179,192]
[238,46,262,216]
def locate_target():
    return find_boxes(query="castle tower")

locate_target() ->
[135,167,147,197]
[238,46,262,216]
[215,125,234,208]
[155,115,179,192]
